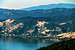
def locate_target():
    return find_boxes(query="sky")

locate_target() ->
[0,0,75,9]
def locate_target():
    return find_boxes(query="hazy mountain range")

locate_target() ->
[0,3,74,19]
[24,3,75,11]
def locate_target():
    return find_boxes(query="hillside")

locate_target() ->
[38,39,75,50]
[0,4,75,35]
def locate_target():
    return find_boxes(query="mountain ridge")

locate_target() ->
[24,3,75,11]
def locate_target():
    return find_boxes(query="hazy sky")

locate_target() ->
[0,0,75,9]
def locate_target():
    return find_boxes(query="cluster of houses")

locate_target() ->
[0,19,74,40]
[24,20,75,40]
[0,19,23,36]
[25,20,62,38]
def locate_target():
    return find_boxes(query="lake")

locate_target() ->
[0,38,59,50]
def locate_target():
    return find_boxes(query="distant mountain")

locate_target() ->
[0,9,30,20]
[0,3,75,20]
[24,3,75,11]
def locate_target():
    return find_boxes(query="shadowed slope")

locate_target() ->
[38,39,75,50]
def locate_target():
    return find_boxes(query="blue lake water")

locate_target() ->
[0,38,57,50]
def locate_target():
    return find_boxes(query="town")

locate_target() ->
[0,18,74,41]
